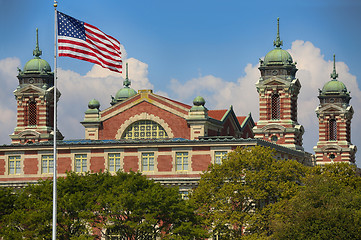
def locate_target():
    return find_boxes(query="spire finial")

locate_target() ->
[330,54,338,80]
[123,62,131,87]
[33,28,42,58]
[273,17,283,48]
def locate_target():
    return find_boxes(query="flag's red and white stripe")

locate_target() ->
[58,23,122,73]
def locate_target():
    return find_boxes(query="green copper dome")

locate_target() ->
[23,28,51,74]
[111,63,137,105]
[88,99,100,109]
[193,96,205,106]
[321,80,347,94]
[23,58,51,73]
[115,87,137,101]
[264,48,293,65]
[263,18,293,65]
[190,96,207,111]
[320,55,349,96]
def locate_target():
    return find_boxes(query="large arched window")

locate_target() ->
[329,119,337,141]
[271,94,280,120]
[122,120,168,140]
[28,101,37,126]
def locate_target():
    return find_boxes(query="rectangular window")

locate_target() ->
[179,190,189,200]
[215,151,227,165]
[142,152,154,172]
[9,156,21,175]
[42,155,54,174]
[75,154,87,173]
[329,119,337,141]
[176,152,188,171]
[108,153,121,172]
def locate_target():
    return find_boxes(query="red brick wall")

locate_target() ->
[158,147,172,152]
[125,148,138,153]
[123,156,139,172]
[90,156,105,172]
[99,101,190,139]
[58,149,71,154]
[208,129,218,136]
[157,155,173,172]
[242,123,254,138]
[192,146,210,151]
[23,158,38,174]
[25,150,38,155]
[58,157,72,173]
[0,159,5,175]
[91,149,104,154]
[192,154,211,171]
[220,118,235,136]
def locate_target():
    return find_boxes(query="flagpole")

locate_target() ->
[52,1,58,239]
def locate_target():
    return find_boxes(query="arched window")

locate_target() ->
[271,94,280,120]
[329,119,337,141]
[28,101,37,126]
[122,120,168,140]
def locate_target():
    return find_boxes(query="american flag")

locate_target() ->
[57,11,122,73]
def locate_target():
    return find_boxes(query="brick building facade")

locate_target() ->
[0,20,357,192]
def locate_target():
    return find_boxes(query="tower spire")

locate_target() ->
[33,28,42,58]
[273,17,283,48]
[330,54,338,80]
[123,62,131,87]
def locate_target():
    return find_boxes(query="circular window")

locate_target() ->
[329,153,336,160]
[271,135,278,142]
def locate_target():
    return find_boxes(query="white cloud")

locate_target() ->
[0,57,19,144]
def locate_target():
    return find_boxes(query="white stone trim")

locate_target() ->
[115,113,174,139]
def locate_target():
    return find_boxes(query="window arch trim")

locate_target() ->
[116,113,174,139]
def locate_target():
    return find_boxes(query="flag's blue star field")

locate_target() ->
[58,12,86,40]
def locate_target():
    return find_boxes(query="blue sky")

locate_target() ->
[1,0,361,165]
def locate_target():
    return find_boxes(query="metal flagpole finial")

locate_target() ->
[33,28,42,58]
[123,62,131,87]
[330,54,338,80]
[273,17,283,48]
[54,0,58,8]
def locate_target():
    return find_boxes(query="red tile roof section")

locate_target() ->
[208,110,227,121]
[237,116,247,126]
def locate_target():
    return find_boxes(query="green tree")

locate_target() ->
[93,171,207,239]
[251,163,361,240]
[0,186,17,238]
[191,146,307,239]
[0,181,54,239]
[0,175,96,240]
[0,171,207,239]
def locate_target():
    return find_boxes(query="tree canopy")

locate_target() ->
[0,171,207,240]
[191,146,307,238]
[250,163,361,240]
[191,146,361,240]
